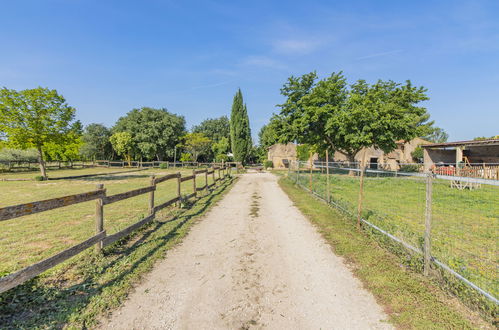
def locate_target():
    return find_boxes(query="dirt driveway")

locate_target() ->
[100,173,392,329]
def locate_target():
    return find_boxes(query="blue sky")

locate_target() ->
[1,0,498,142]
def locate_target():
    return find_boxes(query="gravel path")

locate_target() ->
[100,173,392,329]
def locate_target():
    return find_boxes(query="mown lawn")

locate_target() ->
[279,176,493,329]
[0,167,223,276]
[293,170,498,302]
[0,176,235,328]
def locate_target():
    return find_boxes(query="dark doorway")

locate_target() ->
[369,158,378,169]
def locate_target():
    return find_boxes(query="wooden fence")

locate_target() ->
[0,166,231,293]
[433,165,499,180]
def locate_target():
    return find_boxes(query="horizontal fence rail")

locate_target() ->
[0,165,231,294]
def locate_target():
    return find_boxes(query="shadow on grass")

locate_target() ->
[0,178,234,328]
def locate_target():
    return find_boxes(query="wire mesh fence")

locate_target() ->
[290,160,498,312]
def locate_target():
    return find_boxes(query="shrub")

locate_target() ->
[159,163,168,169]
[264,160,273,169]
[34,175,45,181]
[399,164,421,172]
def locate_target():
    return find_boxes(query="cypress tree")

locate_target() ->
[230,89,252,164]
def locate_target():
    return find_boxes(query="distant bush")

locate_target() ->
[34,175,45,181]
[399,164,420,172]
[159,163,168,169]
[264,160,273,168]
[0,148,38,162]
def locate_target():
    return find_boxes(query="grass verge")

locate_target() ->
[279,176,493,329]
[0,177,236,329]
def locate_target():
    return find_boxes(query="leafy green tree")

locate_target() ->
[180,152,193,162]
[80,123,113,160]
[192,116,230,143]
[192,116,230,161]
[230,89,252,164]
[113,107,185,161]
[44,123,84,161]
[0,87,78,179]
[276,72,432,163]
[424,127,448,143]
[182,132,212,162]
[109,132,134,164]
[212,136,230,162]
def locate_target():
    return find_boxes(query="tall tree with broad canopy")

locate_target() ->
[0,87,79,179]
[109,132,134,165]
[192,116,230,161]
[80,123,113,160]
[182,132,212,162]
[276,72,433,164]
[230,89,252,164]
[113,107,185,161]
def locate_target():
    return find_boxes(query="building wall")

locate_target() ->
[267,143,297,169]
[333,137,428,170]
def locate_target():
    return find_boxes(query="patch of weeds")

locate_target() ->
[249,192,260,218]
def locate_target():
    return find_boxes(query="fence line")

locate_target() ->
[291,160,498,309]
[0,165,232,294]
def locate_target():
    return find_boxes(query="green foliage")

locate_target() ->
[192,116,230,143]
[43,122,83,161]
[473,135,499,141]
[411,146,424,162]
[34,175,45,181]
[399,164,420,172]
[192,116,230,161]
[182,132,211,161]
[80,123,113,160]
[296,144,317,161]
[258,117,283,149]
[424,127,449,143]
[113,107,186,161]
[180,152,193,162]
[0,148,38,162]
[0,87,78,178]
[276,72,432,161]
[159,162,168,169]
[212,136,230,162]
[230,89,252,164]
[264,160,273,168]
[109,132,133,163]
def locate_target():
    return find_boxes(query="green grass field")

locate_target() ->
[279,177,492,329]
[293,169,498,300]
[0,167,223,276]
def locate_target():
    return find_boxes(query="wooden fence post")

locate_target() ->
[357,166,365,230]
[212,167,216,185]
[309,151,313,191]
[424,173,433,276]
[192,170,197,198]
[205,170,208,193]
[326,149,330,203]
[177,172,182,208]
[95,184,105,253]
[149,175,155,216]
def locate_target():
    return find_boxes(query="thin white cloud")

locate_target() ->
[356,49,403,60]
[272,39,323,55]
[241,56,287,70]
[192,81,232,89]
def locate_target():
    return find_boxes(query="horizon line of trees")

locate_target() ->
[0,87,257,179]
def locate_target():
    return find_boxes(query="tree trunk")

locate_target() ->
[37,147,47,180]
[347,154,356,176]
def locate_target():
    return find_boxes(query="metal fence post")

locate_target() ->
[95,184,105,253]
[149,175,155,216]
[424,173,433,276]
